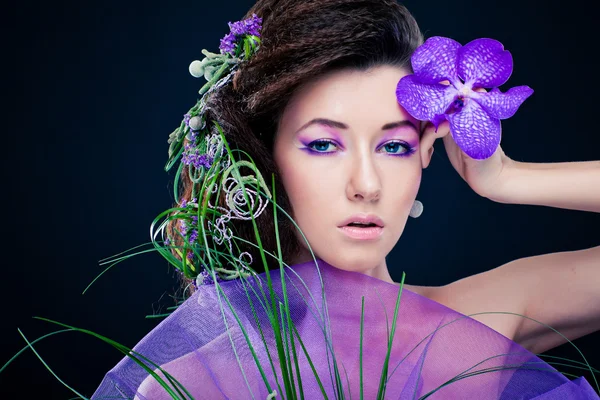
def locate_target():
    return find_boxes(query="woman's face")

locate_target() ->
[274,65,434,274]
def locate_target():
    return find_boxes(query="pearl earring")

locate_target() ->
[409,200,423,218]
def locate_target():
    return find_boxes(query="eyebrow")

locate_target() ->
[296,118,419,134]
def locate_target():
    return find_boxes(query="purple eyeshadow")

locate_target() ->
[300,138,416,157]
[387,145,417,157]
[297,125,419,157]
[300,139,340,156]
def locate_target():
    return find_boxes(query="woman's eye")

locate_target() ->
[379,140,412,155]
[305,139,413,156]
[307,139,338,153]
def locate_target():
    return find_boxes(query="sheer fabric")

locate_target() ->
[92,260,598,399]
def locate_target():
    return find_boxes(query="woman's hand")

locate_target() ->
[422,119,514,200]
[422,119,600,212]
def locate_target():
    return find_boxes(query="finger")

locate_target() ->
[421,120,450,141]
[419,120,450,168]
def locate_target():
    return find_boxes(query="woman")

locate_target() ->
[91,0,600,398]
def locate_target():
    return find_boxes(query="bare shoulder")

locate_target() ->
[402,246,600,354]
[402,274,525,342]
[401,283,437,299]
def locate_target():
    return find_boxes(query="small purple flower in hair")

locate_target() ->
[219,13,263,55]
[181,147,214,170]
[396,37,534,160]
[228,14,262,37]
[219,33,237,55]
[179,219,188,236]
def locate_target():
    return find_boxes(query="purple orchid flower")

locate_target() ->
[396,36,534,160]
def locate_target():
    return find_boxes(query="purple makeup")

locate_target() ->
[297,125,418,157]
[300,138,416,157]
[376,128,419,157]
[301,139,341,156]
[297,126,345,156]
[376,140,416,157]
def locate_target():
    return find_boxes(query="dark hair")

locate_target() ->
[168,0,423,295]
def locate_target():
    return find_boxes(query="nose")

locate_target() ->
[346,155,382,202]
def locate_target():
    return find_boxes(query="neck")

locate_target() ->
[289,248,396,284]
[366,258,395,283]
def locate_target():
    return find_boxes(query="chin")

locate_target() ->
[293,232,395,273]
[319,251,384,274]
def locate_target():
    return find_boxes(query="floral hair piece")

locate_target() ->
[167,13,263,167]
[159,13,268,290]
[395,36,534,160]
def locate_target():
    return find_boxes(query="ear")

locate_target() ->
[419,120,450,169]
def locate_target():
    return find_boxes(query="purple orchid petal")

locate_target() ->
[411,36,462,84]
[471,86,534,119]
[457,38,513,88]
[446,99,501,160]
[396,75,457,121]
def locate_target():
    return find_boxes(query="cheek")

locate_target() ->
[385,164,422,219]
[276,154,340,251]
[279,156,332,215]
[407,166,422,197]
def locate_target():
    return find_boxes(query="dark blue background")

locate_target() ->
[2,0,599,397]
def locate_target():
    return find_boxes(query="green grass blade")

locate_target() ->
[376,272,405,399]
[359,296,365,400]
[16,328,88,399]
[1,328,71,374]
[31,317,193,399]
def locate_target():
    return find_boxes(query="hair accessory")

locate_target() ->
[157,14,265,288]
[167,14,263,170]
[409,199,423,218]
[396,36,534,160]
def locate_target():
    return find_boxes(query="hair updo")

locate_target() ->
[168,0,423,295]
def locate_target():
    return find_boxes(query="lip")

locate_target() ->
[338,225,383,240]
[337,213,385,241]
[338,214,385,228]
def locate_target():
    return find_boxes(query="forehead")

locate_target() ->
[280,65,418,133]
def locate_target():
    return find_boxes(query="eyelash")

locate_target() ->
[305,139,416,157]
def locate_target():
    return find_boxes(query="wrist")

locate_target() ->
[483,157,600,212]
[487,157,521,204]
